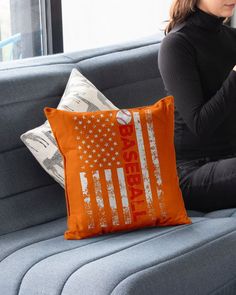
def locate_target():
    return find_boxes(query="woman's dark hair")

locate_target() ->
[165,0,198,34]
[165,0,228,35]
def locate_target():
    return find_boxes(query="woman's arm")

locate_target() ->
[158,33,236,138]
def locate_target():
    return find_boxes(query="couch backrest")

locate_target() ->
[0,34,166,235]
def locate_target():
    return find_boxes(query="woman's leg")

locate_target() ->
[178,157,236,212]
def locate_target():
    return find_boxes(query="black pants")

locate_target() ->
[176,153,236,212]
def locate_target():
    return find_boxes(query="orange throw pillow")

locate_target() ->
[45,96,191,239]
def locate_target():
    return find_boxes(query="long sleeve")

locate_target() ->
[158,33,236,138]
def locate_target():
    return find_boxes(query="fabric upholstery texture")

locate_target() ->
[0,35,165,236]
[1,34,236,294]
[45,96,190,239]
[1,214,236,295]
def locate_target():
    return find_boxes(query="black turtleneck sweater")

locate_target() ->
[158,7,236,160]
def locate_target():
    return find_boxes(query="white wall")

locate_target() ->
[62,0,172,52]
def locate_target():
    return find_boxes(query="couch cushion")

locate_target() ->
[1,215,236,295]
[0,35,165,235]
[188,208,236,218]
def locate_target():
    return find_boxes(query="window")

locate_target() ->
[62,0,172,52]
[0,0,46,62]
[0,0,63,62]
[2,1,234,62]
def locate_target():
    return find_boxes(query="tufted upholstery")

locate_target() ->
[1,216,236,295]
[1,34,236,295]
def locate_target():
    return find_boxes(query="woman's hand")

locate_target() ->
[233,65,236,71]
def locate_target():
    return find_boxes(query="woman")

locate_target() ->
[158,0,236,212]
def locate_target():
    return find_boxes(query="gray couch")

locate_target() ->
[1,34,236,295]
